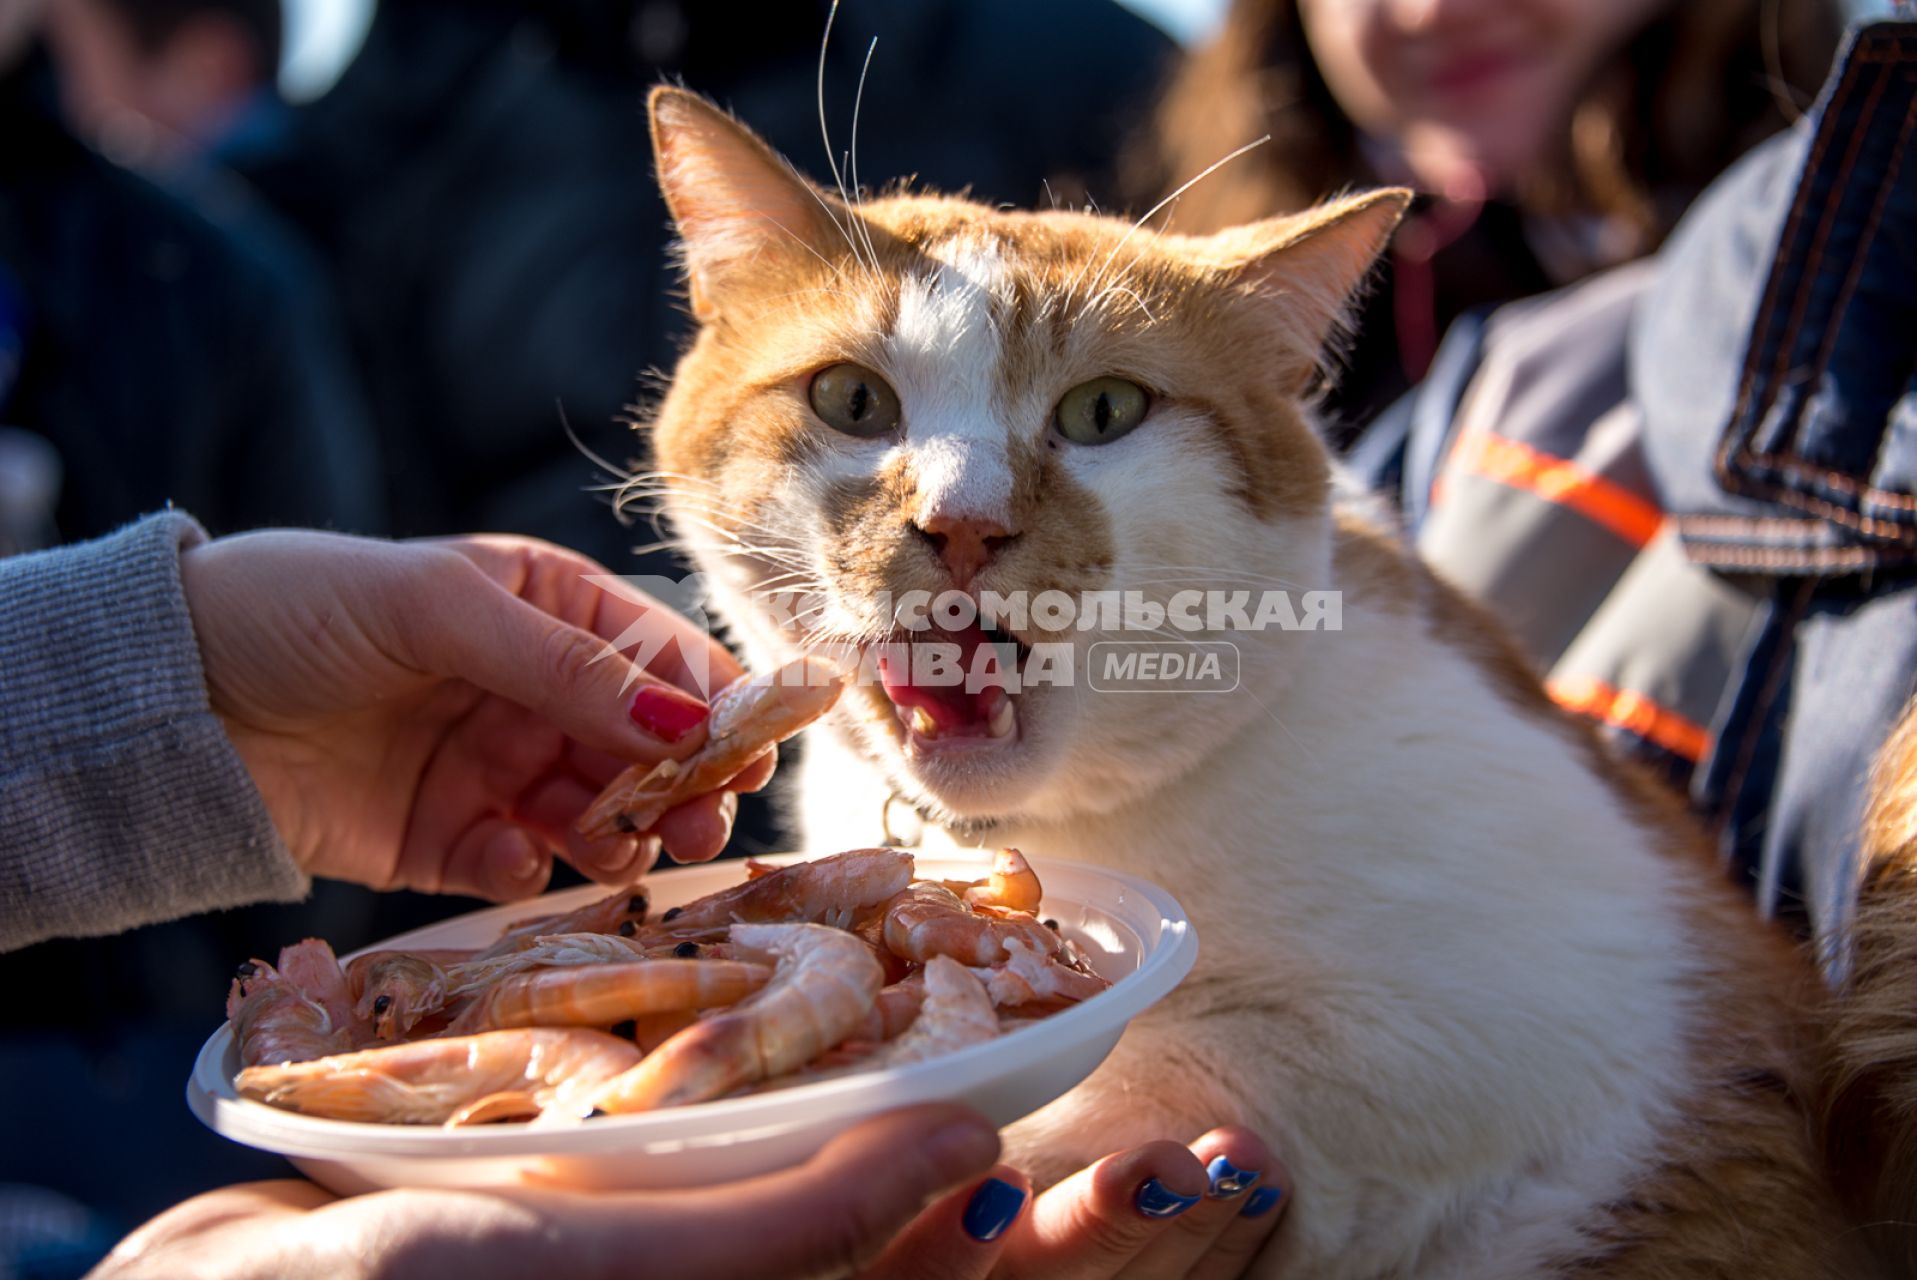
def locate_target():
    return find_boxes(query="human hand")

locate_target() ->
[180,529,770,900]
[92,1104,998,1280]
[860,1126,1288,1279]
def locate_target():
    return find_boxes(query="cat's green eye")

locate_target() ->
[809,363,902,438]
[1054,377,1148,446]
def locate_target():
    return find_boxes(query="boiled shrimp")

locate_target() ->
[235,1027,642,1125]
[647,847,914,934]
[587,922,882,1113]
[868,957,1000,1066]
[351,933,650,1036]
[939,848,1043,913]
[347,951,465,1040]
[472,889,650,962]
[442,932,650,1000]
[227,940,365,1068]
[843,975,929,1044]
[449,958,771,1033]
[627,1008,698,1053]
[781,962,996,1079]
[577,656,845,840]
[974,937,1110,1006]
[882,883,1060,966]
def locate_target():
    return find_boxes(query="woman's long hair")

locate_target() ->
[1139,0,1845,252]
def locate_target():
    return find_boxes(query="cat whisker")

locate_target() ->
[1064,134,1271,325]
[554,401,641,488]
[744,575,833,601]
[760,214,857,281]
[815,0,880,281]
[645,503,819,555]
[631,507,813,564]
[1086,283,1158,327]
[848,34,882,270]
[625,537,703,558]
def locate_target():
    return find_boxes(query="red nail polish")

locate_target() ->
[630,686,709,741]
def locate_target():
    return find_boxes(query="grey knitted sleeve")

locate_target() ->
[0,512,308,952]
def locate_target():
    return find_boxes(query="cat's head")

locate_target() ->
[638,87,1405,828]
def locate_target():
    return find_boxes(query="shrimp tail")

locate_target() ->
[447,1091,543,1127]
[237,1064,456,1125]
[589,1017,759,1112]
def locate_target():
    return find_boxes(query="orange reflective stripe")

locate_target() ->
[1447,431,1665,549]
[1547,674,1710,763]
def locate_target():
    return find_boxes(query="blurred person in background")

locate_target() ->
[39,0,371,509]
[1341,7,1917,956]
[1,3,384,1268]
[1135,0,1846,445]
[0,1,379,546]
[44,0,288,167]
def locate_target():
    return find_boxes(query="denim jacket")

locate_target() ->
[1636,21,1917,577]
[1634,21,1917,966]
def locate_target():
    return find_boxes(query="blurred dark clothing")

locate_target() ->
[0,50,383,543]
[234,0,1173,567]
[0,50,385,1258]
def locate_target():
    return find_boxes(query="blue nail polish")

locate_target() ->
[962,1178,1026,1242]
[1205,1155,1262,1198]
[1240,1186,1284,1219]
[1135,1178,1203,1219]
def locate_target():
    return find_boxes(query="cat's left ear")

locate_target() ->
[1199,189,1412,382]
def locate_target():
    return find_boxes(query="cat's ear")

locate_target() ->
[649,86,851,320]
[1199,189,1412,383]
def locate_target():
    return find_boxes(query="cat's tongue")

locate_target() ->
[877,623,998,734]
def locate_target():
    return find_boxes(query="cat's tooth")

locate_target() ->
[988,698,1016,740]
[911,707,939,739]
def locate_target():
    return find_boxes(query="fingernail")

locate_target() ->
[505,834,541,880]
[961,1177,1026,1243]
[1135,1178,1202,1219]
[1240,1186,1284,1219]
[1205,1155,1261,1199]
[629,685,709,741]
[589,836,640,874]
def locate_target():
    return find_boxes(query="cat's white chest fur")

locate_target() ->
[790,567,1705,1280]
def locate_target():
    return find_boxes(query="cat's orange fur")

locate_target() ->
[633,86,1914,1278]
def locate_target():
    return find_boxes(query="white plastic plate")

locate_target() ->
[187,852,1197,1194]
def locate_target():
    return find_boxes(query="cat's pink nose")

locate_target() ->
[916,513,1017,589]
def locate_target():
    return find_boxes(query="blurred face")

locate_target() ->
[0,0,52,69]
[1299,0,1673,199]
[45,0,262,157]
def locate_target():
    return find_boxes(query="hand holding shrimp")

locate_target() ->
[576,655,847,843]
[179,530,773,901]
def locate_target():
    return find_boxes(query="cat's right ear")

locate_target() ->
[1197,188,1413,387]
[648,87,850,320]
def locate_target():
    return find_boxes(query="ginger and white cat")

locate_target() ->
[631,87,1904,1278]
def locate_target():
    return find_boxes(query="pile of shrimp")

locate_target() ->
[227,847,1110,1126]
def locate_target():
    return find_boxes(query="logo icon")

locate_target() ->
[583,573,715,698]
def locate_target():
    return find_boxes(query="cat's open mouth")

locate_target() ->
[868,619,1027,752]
